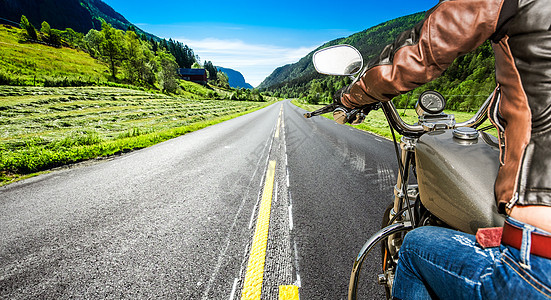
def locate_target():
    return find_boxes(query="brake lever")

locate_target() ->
[303,103,337,118]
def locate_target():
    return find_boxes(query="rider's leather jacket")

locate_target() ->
[341,0,551,214]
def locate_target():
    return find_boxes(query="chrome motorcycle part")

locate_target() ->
[455,92,493,128]
[349,221,413,300]
[306,50,501,300]
[453,127,480,140]
[416,90,446,115]
[419,114,456,131]
[333,107,348,124]
[313,45,363,76]
[415,129,504,234]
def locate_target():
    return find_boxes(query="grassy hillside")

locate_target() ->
[257,12,425,91]
[0,86,273,184]
[0,25,109,86]
[261,12,496,113]
[0,0,151,38]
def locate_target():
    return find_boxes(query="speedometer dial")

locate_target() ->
[417,90,446,115]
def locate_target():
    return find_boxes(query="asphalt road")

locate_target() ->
[0,100,397,299]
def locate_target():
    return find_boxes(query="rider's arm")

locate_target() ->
[341,0,513,108]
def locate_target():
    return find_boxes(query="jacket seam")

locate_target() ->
[525,188,551,192]
[532,125,551,136]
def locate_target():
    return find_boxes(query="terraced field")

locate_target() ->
[0,86,272,183]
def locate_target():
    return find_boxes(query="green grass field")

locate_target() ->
[0,86,273,184]
[292,99,498,139]
[0,25,109,86]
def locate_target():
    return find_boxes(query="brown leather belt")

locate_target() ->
[502,221,551,259]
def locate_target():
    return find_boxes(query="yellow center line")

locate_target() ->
[241,160,277,300]
[279,285,300,300]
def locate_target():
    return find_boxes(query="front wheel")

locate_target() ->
[380,203,396,299]
[348,219,413,300]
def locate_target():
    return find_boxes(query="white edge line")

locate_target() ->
[248,189,262,229]
[293,241,302,288]
[286,167,290,188]
[288,205,294,231]
[229,278,239,300]
[273,182,278,203]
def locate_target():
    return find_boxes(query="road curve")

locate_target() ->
[0,100,396,299]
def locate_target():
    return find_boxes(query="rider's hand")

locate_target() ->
[332,86,381,125]
[333,86,348,106]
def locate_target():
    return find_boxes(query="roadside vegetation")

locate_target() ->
[0,18,278,185]
[0,86,273,184]
[2,18,267,99]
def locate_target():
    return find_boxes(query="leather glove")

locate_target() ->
[333,106,366,125]
[333,86,349,106]
[332,88,381,125]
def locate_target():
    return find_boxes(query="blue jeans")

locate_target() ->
[392,218,551,299]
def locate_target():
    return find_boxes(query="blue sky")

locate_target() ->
[104,0,438,87]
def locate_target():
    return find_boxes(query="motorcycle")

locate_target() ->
[304,45,505,299]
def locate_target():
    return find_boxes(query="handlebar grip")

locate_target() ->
[305,103,337,118]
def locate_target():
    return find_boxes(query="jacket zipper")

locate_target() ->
[489,86,506,164]
[506,192,519,210]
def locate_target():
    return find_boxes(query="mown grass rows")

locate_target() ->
[0,86,270,183]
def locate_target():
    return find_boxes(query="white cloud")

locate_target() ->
[175,37,317,87]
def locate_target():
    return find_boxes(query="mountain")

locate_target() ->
[0,0,151,37]
[257,12,425,91]
[217,67,254,89]
[258,11,497,112]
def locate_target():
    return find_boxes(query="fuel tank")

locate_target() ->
[415,129,505,234]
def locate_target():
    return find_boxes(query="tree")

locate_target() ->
[100,22,124,79]
[307,79,323,104]
[251,89,264,102]
[122,30,143,84]
[40,21,51,39]
[138,44,157,85]
[191,62,202,69]
[39,21,61,46]
[61,28,82,48]
[157,50,179,93]
[20,15,37,40]
[83,29,105,58]
[203,61,217,81]
[216,71,230,89]
[150,37,158,53]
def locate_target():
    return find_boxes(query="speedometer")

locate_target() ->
[416,90,446,115]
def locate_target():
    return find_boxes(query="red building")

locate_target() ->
[177,68,208,84]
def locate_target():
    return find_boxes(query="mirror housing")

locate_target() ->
[313,45,363,76]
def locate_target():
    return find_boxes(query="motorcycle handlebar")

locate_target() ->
[304,92,493,137]
[303,103,337,118]
[380,91,492,137]
[454,92,493,128]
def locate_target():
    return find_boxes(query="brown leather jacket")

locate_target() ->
[341,0,551,214]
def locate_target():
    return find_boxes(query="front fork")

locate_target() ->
[393,136,418,221]
[348,136,418,300]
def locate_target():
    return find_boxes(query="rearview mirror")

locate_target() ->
[313,45,363,76]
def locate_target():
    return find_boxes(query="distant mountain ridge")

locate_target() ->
[258,10,497,112]
[0,0,152,38]
[257,12,426,91]
[217,67,254,89]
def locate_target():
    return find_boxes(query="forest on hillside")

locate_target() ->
[260,12,496,112]
[2,16,237,94]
